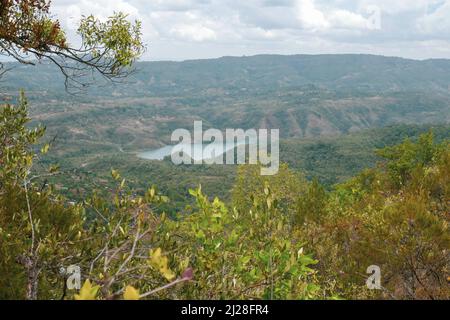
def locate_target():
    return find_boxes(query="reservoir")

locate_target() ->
[137,139,255,161]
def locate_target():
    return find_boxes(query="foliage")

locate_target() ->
[295,135,450,299]
[376,132,441,188]
[1,92,449,300]
[0,1,66,54]
[0,93,85,299]
[74,280,99,300]
[0,91,45,183]
[1,11,449,299]
[159,185,320,299]
[295,178,327,224]
[232,163,308,215]
[0,0,144,90]
[78,13,143,73]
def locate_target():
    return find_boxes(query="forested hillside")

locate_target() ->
[5,54,450,94]
[1,0,449,303]
[1,96,449,300]
[2,55,450,153]
[1,55,449,214]
[39,124,450,213]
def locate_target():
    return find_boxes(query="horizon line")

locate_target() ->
[134,53,450,63]
[2,52,450,65]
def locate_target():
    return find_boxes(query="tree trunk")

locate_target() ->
[18,255,39,300]
[26,262,39,300]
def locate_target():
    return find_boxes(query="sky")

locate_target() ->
[51,0,450,61]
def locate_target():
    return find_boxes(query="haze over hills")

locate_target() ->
[5,54,450,94]
[4,54,450,212]
[2,54,449,156]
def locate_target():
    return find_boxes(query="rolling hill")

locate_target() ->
[1,54,449,212]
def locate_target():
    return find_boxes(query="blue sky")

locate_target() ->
[52,0,450,61]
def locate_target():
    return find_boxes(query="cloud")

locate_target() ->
[417,0,450,35]
[56,0,139,20]
[358,0,429,14]
[50,0,450,60]
[329,9,369,29]
[170,24,217,42]
[296,0,330,30]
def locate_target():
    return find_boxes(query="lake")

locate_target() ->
[137,139,255,161]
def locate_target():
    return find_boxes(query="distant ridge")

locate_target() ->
[3,54,450,95]
[1,53,449,151]
[142,53,449,63]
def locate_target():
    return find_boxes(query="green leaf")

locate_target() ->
[40,143,50,154]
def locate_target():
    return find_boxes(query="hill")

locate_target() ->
[1,54,449,154]
[2,54,449,212]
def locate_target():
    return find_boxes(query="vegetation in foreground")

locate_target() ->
[1,95,448,300]
[0,0,448,301]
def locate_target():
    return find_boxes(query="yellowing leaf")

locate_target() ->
[111,169,121,180]
[74,279,99,300]
[160,264,176,281]
[149,248,176,281]
[123,286,140,300]
[149,248,162,265]
[41,143,50,154]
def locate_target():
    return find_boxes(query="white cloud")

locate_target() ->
[148,0,205,11]
[417,0,450,35]
[53,0,140,34]
[329,9,369,29]
[295,0,371,31]
[56,0,139,21]
[49,0,450,60]
[358,0,429,14]
[296,0,330,30]
[170,24,217,42]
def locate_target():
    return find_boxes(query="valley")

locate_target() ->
[2,54,449,214]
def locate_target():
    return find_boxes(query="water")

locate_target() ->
[137,139,255,161]
[137,145,175,161]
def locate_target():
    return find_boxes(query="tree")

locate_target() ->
[0,1,145,299]
[296,178,327,225]
[0,96,191,300]
[232,163,307,216]
[376,132,440,189]
[300,134,450,299]
[76,172,191,300]
[158,185,320,299]
[0,0,144,91]
[0,93,85,299]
